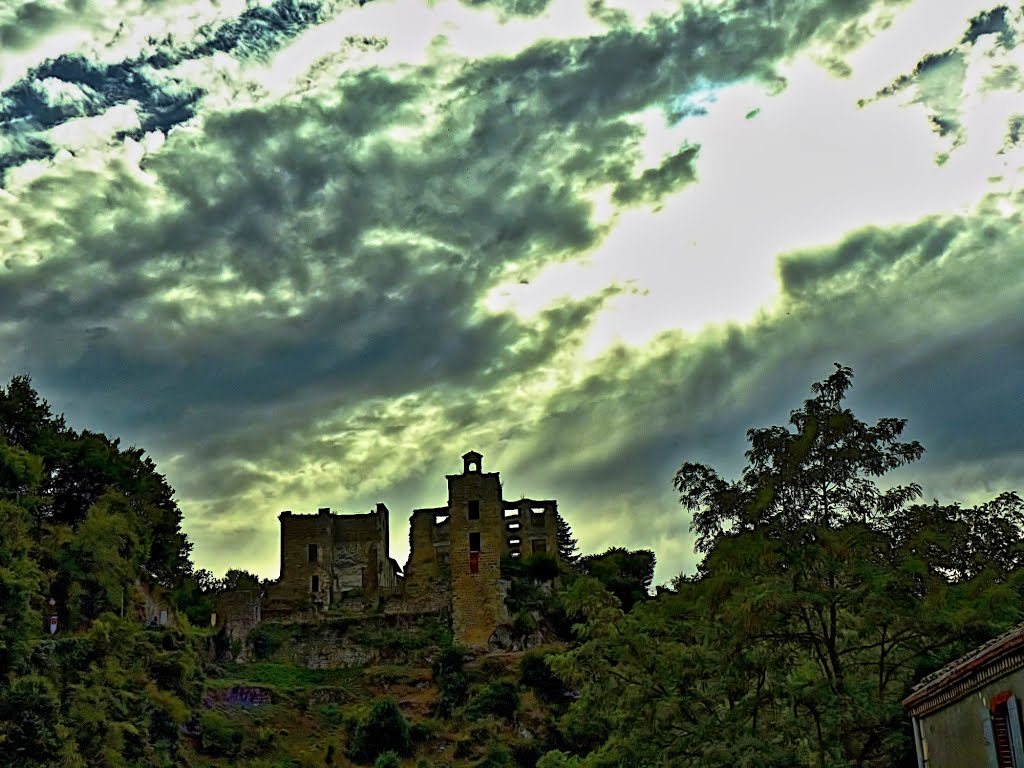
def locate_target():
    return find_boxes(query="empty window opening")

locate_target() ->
[311,575,320,593]
[510,551,521,559]
[468,462,478,472]
[532,540,547,554]
[531,507,545,516]
[468,500,480,520]
[308,544,318,562]
[507,521,521,530]
[508,537,521,546]
[435,514,449,525]
[503,509,519,518]
[469,532,481,552]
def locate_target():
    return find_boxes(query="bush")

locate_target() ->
[373,751,401,768]
[465,681,519,721]
[537,750,582,768]
[519,652,568,706]
[249,627,284,660]
[318,703,344,728]
[409,717,443,743]
[199,710,244,757]
[348,699,411,763]
[479,742,513,768]
[431,644,468,716]
[522,554,560,582]
[0,675,64,761]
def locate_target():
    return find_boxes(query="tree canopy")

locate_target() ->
[0,376,206,766]
[547,364,1024,768]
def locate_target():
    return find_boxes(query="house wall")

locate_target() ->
[918,668,1024,767]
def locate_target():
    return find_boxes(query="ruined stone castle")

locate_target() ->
[221,452,561,648]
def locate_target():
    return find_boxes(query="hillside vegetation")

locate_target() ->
[2,368,1022,767]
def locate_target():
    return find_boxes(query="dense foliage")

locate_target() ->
[4,369,1022,768]
[546,365,1024,768]
[0,377,206,766]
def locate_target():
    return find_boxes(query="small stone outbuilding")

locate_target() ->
[904,623,1024,768]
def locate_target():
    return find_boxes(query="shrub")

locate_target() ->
[522,554,560,582]
[318,703,344,728]
[409,717,443,743]
[373,751,401,768]
[431,644,468,716]
[199,710,244,757]
[249,627,284,660]
[348,699,411,763]
[465,681,519,722]
[519,652,568,706]
[479,742,513,768]
[0,675,64,761]
[537,750,582,768]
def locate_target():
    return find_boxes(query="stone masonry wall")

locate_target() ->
[215,588,262,659]
[449,459,504,647]
[403,508,449,600]
[501,499,558,560]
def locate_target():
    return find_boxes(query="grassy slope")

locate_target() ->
[184,622,564,768]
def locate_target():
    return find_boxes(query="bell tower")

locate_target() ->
[448,450,503,646]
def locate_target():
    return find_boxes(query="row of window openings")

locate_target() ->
[467,534,545,552]
[433,504,547,525]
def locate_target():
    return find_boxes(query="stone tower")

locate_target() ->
[448,451,504,646]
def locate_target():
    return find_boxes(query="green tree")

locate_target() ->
[0,675,69,768]
[348,698,412,763]
[0,439,45,676]
[551,365,1023,768]
[579,547,656,612]
[0,377,192,586]
[0,378,206,767]
[557,512,580,565]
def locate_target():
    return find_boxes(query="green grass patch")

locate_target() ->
[215,662,360,692]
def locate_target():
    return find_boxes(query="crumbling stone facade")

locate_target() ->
[264,502,400,616]
[247,452,560,648]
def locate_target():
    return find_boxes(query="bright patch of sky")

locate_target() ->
[486,0,1021,355]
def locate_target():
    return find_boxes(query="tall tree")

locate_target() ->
[547,365,1023,768]
[0,377,192,586]
[556,512,580,565]
[579,547,656,612]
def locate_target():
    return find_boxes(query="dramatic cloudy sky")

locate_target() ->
[2,0,1022,584]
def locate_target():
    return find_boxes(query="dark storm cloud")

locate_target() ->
[776,217,963,296]
[0,53,202,140]
[180,0,329,62]
[1,0,926,568]
[868,5,1023,154]
[613,145,699,205]
[961,6,1014,48]
[0,0,340,177]
[0,0,80,52]
[490,193,1024,575]
[459,0,552,18]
